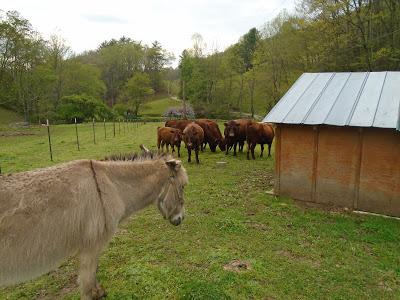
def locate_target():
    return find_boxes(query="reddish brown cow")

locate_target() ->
[165,119,193,132]
[157,127,183,157]
[246,122,274,160]
[195,119,226,152]
[183,123,204,163]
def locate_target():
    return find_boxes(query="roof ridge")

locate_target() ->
[282,73,319,123]
[302,73,335,123]
[323,73,351,124]
[263,73,305,122]
[346,72,370,126]
[371,72,388,127]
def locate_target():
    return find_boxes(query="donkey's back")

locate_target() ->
[0,160,105,286]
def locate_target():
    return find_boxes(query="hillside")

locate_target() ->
[141,97,182,117]
[0,107,23,125]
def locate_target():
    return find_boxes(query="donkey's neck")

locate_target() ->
[97,160,169,221]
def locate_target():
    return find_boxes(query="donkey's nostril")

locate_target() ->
[172,216,182,226]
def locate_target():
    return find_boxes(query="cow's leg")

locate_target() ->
[239,141,244,152]
[246,141,250,160]
[260,144,264,157]
[157,138,161,152]
[172,144,175,153]
[79,247,106,300]
[187,148,191,163]
[225,142,229,155]
[177,145,181,157]
[195,147,200,164]
[233,143,237,156]
[268,143,272,157]
[251,144,256,160]
[161,141,165,152]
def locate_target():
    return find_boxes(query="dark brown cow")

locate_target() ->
[157,127,183,157]
[165,119,193,132]
[234,119,252,152]
[246,122,274,160]
[183,123,204,163]
[224,119,252,155]
[195,119,226,152]
[224,120,240,156]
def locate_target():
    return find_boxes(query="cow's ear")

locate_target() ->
[224,122,228,126]
[166,159,181,171]
[170,130,175,134]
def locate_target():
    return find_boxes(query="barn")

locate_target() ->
[263,72,400,217]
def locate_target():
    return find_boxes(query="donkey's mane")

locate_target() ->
[103,150,172,162]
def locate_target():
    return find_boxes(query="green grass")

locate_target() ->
[141,98,182,117]
[0,123,399,299]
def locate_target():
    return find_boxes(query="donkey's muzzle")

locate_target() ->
[171,216,183,226]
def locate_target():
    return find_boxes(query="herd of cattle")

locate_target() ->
[157,119,275,163]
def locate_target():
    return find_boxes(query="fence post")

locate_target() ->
[112,118,115,137]
[92,118,96,144]
[104,118,107,139]
[74,118,80,151]
[123,119,126,134]
[46,119,53,161]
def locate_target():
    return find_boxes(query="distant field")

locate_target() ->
[0,107,22,125]
[141,97,182,117]
[0,123,399,299]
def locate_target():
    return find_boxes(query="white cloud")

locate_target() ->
[2,0,296,66]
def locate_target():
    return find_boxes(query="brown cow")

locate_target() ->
[234,119,252,152]
[157,127,183,157]
[224,120,240,156]
[224,119,252,155]
[246,122,274,160]
[195,119,226,152]
[165,119,193,132]
[183,123,204,163]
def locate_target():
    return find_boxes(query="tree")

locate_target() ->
[124,73,153,116]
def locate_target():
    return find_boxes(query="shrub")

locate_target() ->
[163,104,195,119]
[57,94,113,122]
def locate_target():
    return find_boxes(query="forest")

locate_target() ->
[1,0,399,123]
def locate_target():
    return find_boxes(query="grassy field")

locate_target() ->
[0,122,399,299]
[141,98,182,117]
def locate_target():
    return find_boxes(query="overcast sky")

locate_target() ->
[3,0,296,66]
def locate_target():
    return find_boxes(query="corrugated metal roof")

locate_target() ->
[263,72,400,131]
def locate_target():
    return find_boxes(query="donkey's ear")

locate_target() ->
[140,144,150,154]
[166,159,182,171]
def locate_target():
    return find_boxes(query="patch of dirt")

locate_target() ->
[0,131,36,137]
[244,220,269,231]
[275,249,321,268]
[223,259,251,273]
[294,200,351,214]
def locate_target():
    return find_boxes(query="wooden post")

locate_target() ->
[353,127,364,210]
[74,118,80,151]
[46,119,53,161]
[92,118,96,144]
[113,118,116,137]
[104,118,106,139]
[311,125,319,203]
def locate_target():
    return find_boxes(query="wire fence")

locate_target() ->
[0,118,168,174]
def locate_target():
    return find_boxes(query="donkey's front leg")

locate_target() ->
[79,248,106,300]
